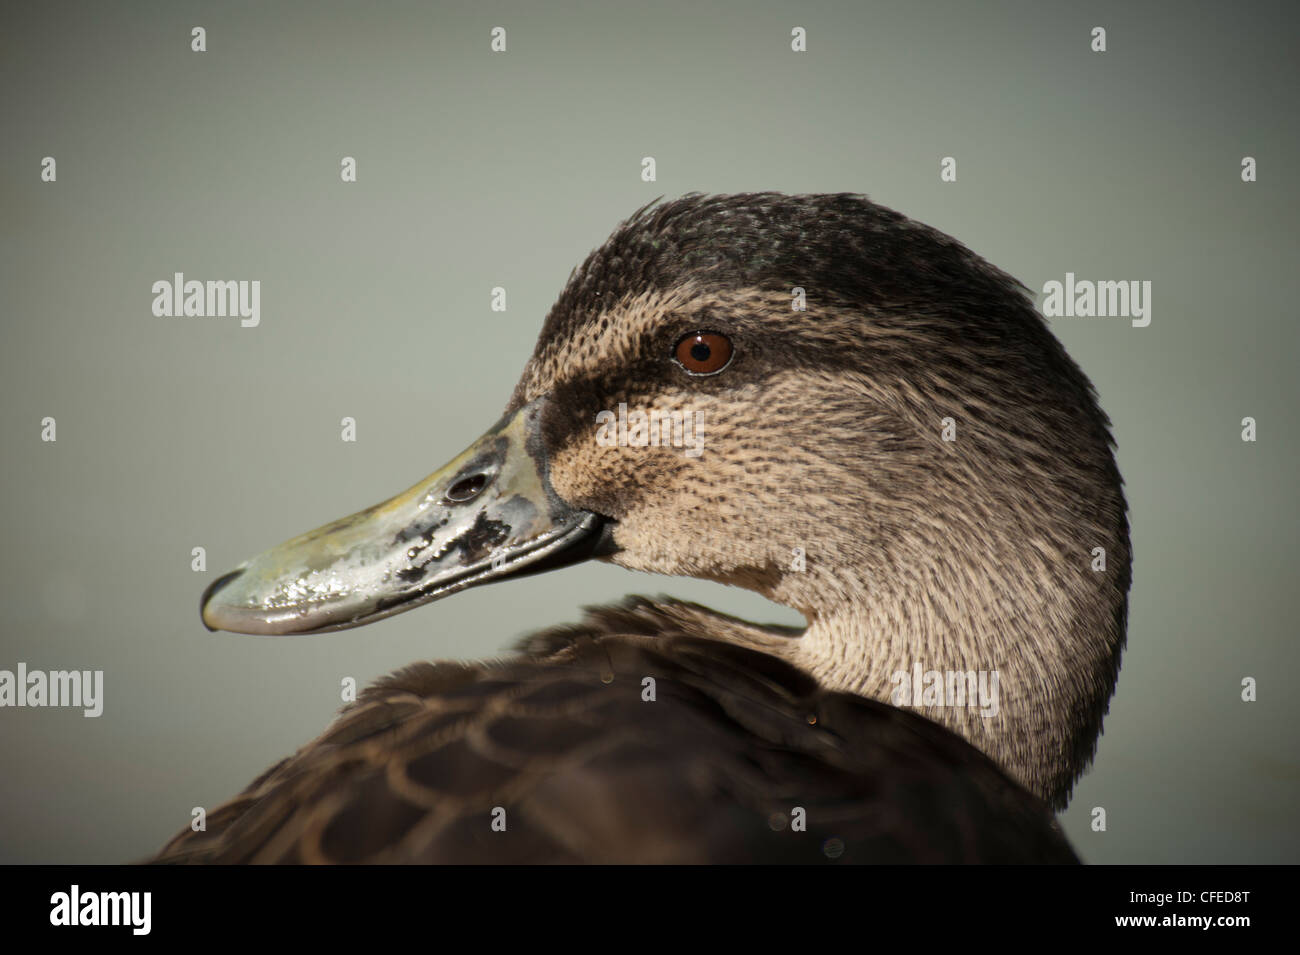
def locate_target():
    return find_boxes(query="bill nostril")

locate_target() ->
[445,472,491,504]
[200,568,245,631]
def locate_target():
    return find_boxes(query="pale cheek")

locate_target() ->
[611,500,772,575]
[550,433,700,512]
[609,510,721,576]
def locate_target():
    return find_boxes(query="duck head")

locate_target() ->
[201,193,1131,807]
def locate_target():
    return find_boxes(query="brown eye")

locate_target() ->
[673,331,733,376]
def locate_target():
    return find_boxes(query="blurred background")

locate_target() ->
[1,0,1296,863]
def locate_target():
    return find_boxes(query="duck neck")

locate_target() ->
[774,549,1124,810]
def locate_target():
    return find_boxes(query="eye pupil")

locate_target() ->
[690,343,711,362]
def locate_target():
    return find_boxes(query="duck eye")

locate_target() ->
[673,331,733,376]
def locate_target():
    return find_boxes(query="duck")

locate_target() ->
[155,192,1130,864]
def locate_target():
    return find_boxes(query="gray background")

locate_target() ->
[2,0,1296,863]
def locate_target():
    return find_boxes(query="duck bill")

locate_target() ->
[199,398,608,635]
